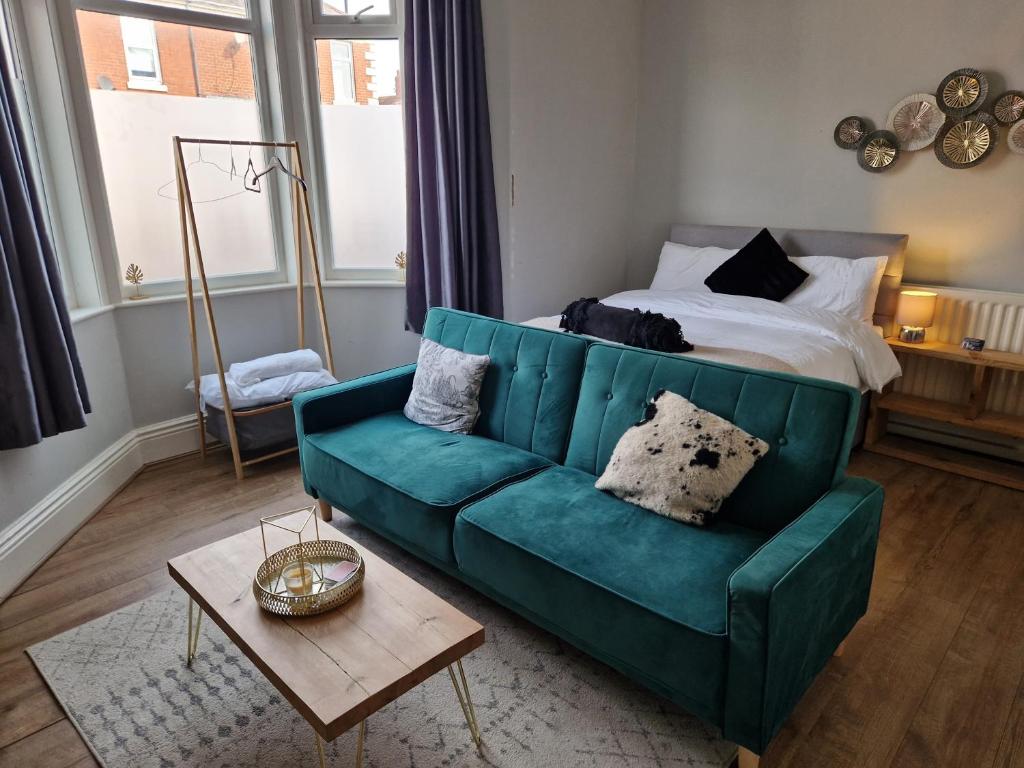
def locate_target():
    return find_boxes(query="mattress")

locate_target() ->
[525,290,901,392]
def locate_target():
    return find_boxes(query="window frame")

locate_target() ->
[302,0,405,281]
[56,0,290,299]
[312,0,398,29]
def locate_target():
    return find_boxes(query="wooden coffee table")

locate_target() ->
[167,523,485,766]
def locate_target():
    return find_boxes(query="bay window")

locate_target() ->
[17,0,407,304]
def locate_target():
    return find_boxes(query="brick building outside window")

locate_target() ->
[77,10,399,106]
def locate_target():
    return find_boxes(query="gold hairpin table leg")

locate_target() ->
[355,720,365,766]
[314,727,327,768]
[186,598,202,667]
[448,659,482,750]
[313,719,364,768]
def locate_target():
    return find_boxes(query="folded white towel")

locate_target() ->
[228,349,323,387]
[186,369,338,411]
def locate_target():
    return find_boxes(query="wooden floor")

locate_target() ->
[1,449,1022,768]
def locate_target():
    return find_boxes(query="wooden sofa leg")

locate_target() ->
[316,498,333,522]
[737,747,760,768]
[834,640,847,658]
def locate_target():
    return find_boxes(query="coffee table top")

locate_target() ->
[167,522,485,741]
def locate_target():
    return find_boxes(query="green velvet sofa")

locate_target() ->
[293,307,884,759]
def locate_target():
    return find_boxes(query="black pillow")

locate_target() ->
[703,228,808,301]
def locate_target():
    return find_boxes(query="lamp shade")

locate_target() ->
[895,290,937,328]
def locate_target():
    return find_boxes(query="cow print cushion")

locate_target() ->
[595,389,769,526]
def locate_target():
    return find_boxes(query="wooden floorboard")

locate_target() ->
[1,449,1022,767]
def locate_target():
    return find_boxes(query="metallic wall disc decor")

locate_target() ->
[934,112,999,169]
[834,116,871,149]
[937,68,989,117]
[1008,120,1024,155]
[857,130,900,172]
[886,93,944,151]
[993,91,1024,125]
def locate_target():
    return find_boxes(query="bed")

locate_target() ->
[525,224,908,393]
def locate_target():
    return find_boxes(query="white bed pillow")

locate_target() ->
[649,242,738,292]
[784,255,888,322]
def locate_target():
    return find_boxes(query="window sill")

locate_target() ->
[126,79,168,92]
[117,281,296,307]
[116,279,406,308]
[69,305,115,324]
[321,279,405,289]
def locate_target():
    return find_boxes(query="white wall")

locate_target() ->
[629,0,1024,292]
[0,311,133,532]
[116,285,418,427]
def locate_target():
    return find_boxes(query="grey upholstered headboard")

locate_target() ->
[668,224,908,331]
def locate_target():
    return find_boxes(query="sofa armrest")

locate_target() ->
[723,476,884,753]
[293,364,416,493]
[293,363,416,438]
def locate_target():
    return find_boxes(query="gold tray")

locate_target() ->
[253,539,365,616]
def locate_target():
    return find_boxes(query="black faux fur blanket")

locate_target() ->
[559,298,694,353]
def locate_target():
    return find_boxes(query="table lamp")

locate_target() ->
[895,290,937,343]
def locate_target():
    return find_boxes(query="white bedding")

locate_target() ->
[525,290,901,392]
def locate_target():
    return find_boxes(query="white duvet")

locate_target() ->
[526,289,901,392]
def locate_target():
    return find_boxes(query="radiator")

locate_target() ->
[889,284,1024,460]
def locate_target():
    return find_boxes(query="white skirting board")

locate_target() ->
[0,415,200,602]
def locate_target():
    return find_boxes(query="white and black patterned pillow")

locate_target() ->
[403,338,490,434]
[595,389,769,526]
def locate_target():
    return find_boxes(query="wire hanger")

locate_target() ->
[245,150,307,193]
[156,141,246,203]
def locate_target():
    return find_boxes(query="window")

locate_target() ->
[318,1,394,21]
[71,2,281,292]
[311,16,405,275]
[120,17,164,89]
[329,40,354,104]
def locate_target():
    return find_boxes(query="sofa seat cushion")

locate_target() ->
[303,412,551,565]
[453,465,769,721]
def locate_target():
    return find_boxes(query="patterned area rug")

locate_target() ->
[29,515,736,768]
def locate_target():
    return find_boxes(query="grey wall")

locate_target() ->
[116,286,419,427]
[486,0,642,321]
[629,0,1024,291]
[0,311,134,530]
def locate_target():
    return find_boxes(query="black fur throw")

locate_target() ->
[559,298,694,353]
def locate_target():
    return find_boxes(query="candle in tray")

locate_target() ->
[283,563,314,595]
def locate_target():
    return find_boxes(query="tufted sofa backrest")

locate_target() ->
[564,344,860,533]
[422,308,589,463]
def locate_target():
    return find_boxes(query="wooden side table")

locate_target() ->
[864,338,1024,491]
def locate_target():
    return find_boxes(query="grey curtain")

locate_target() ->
[0,44,89,450]
[404,0,503,333]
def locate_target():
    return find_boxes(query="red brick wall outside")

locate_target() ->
[316,40,336,104]
[352,42,372,104]
[79,10,390,106]
[79,11,254,99]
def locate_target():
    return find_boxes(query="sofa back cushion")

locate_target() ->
[564,344,860,533]
[422,308,588,462]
